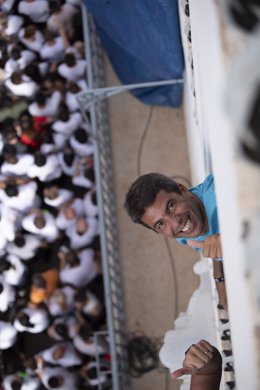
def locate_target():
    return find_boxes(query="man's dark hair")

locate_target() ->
[11,72,22,85]
[64,53,76,67]
[79,323,92,340]
[74,128,87,144]
[48,376,61,388]
[88,366,98,379]
[14,235,25,248]
[74,288,86,303]
[18,312,33,328]
[0,258,11,272]
[59,104,70,122]
[5,184,18,197]
[11,47,21,61]
[55,323,68,339]
[0,283,3,294]
[65,251,79,267]
[24,64,42,84]
[63,151,73,166]
[34,154,46,167]
[35,92,47,106]
[32,274,47,289]
[124,173,181,226]
[11,379,22,390]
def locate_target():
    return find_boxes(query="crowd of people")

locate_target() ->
[0,1,111,389]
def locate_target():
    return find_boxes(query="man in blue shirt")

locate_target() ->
[125,173,226,308]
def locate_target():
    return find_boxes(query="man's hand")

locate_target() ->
[171,340,214,378]
[187,234,222,259]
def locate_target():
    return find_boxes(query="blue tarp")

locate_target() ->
[83,0,184,107]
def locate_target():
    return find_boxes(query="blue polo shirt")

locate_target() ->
[176,174,219,248]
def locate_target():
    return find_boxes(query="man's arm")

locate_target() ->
[171,340,222,390]
[187,234,228,311]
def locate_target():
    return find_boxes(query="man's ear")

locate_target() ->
[177,183,188,193]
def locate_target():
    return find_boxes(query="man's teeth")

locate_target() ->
[181,218,192,232]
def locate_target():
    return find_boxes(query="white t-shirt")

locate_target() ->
[2,254,27,286]
[52,112,82,136]
[66,79,87,112]
[4,50,36,77]
[0,321,17,349]
[0,0,15,13]
[14,307,49,333]
[27,155,62,182]
[57,152,78,177]
[1,154,34,176]
[4,75,39,97]
[40,36,65,63]
[5,15,23,36]
[83,189,98,217]
[0,204,22,243]
[44,189,73,208]
[0,276,15,312]
[73,335,106,356]
[47,3,77,33]
[0,181,39,212]
[58,59,86,82]
[18,0,49,23]
[69,133,94,157]
[22,211,59,242]
[29,91,62,117]
[7,233,41,260]
[19,29,44,53]
[40,366,78,390]
[60,248,97,287]
[66,217,98,249]
[41,342,82,367]
[82,291,102,317]
[4,373,41,390]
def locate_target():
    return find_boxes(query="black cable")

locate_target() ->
[126,333,161,377]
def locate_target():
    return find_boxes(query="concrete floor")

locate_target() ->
[104,57,200,390]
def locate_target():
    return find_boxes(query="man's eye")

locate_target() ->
[157,222,164,231]
[168,202,175,212]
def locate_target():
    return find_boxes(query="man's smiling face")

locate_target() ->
[141,185,209,238]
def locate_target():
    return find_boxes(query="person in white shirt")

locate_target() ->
[65,79,87,112]
[7,233,41,261]
[66,216,98,250]
[0,321,17,350]
[56,197,84,230]
[59,248,97,287]
[0,254,27,287]
[52,107,82,136]
[22,209,59,242]
[3,373,41,390]
[83,189,98,217]
[0,203,21,244]
[5,71,39,98]
[47,315,77,341]
[38,366,78,390]
[27,153,62,182]
[58,52,86,82]
[0,181,40,212]
[1,149,34,176]
[14,306,50,334]
[58,147,78,177]
[18,24,44,53]
[75,289,102,319]
[0,12,23,37]
[43,185,73,208]
[69,127,94,157]
[41,342,82,367]
[47,1,78,35]
[0,275,15,312]
[0,0,16,13]
[40,30,65,63]
[18,0,50,23]
[48,286,75,317]
[4,46,36,78]
[73,323,108,356]
[28,90,62,117]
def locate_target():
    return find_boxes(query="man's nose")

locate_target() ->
[166,214,181,234]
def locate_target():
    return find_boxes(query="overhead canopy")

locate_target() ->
[83,0,184,107]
